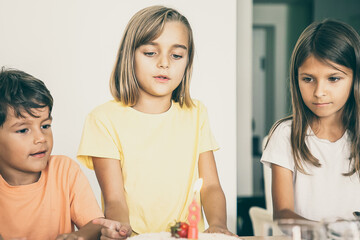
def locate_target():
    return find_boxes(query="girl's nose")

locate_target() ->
[313,81,327,97]
[157,55,169,69]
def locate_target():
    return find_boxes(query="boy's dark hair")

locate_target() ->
[0,67,53,127]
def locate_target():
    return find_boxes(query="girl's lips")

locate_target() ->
[313,103,330,107]
[154,75,170,83]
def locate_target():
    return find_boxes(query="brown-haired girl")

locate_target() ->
[77,5,234,239]
[262,19,360,221]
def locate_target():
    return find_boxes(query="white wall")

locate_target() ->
[237,0,253,197]
[0,0,239,233]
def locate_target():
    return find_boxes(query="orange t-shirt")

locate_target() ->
[0,155,104,240]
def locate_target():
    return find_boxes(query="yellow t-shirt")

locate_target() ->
[0,155,104,240]
[77,99,219,234]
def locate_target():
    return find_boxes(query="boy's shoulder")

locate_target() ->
[47,155,81,175]
[48,154,77,164]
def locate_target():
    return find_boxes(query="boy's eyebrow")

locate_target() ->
[144,42,188,50]
[10,121,27,128]
[38,116,53,124]
[42,116,52,122]
[10,116,52,128]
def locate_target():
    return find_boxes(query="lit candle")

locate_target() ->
[188,178,203,240]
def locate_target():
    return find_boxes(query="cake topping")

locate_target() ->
[170,221,189,238]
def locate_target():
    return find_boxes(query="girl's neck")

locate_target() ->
[132,96,172,114]
[310,116,345,142]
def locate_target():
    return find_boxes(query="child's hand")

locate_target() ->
[204,225,238,237]
[55,233,84,240]
[92,218,132,239]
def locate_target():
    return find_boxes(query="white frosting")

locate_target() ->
[129,232,241,240]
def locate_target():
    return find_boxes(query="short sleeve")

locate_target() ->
[261,121,295,171]
[67,160,104,227]
[198,102,219,153]
[77,111,121,169]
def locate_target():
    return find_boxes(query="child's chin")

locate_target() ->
[30,156,50,170]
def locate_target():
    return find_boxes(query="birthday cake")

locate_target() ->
[128,232,241,240]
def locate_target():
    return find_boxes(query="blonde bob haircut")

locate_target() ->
[110,5,195,108]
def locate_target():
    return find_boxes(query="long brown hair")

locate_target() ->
[109,5,194,108]
[268,19,360,175]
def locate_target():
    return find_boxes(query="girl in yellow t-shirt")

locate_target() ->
[77,5,235,239]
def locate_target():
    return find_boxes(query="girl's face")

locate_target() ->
[298,55,353,122]
[134,21,188,102]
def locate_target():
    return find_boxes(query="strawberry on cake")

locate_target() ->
[128,232,241,240]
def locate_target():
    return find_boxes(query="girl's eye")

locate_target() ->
[41,124,51,130]
[16,128,28,134]
[144,52,156,57]
[302,77,313,83]
[172,54,183,60]
[329,76,340,82]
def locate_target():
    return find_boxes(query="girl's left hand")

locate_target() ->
[55,233,84,240]
[204,225,239,237]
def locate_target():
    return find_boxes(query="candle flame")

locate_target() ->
[193,178,203,193]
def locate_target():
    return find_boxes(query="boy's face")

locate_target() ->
[0,107,53,185]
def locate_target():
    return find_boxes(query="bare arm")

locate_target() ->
[199,151,236,236]
[92,157,132,239]
[0,236,26,240]
[272,164,306,220]
[56,220,102,240]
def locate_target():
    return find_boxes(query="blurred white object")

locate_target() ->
[325,219,360,240]
[274,219,326,239]
[249,136,282,236]
[249,206,273,236]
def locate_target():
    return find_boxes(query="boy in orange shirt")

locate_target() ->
[0,68,104,240]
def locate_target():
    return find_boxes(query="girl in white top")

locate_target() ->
[261,19,360,221]
[77,5,234,239]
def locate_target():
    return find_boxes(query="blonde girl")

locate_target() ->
[261,19,360,221]
[77,5,234,239]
